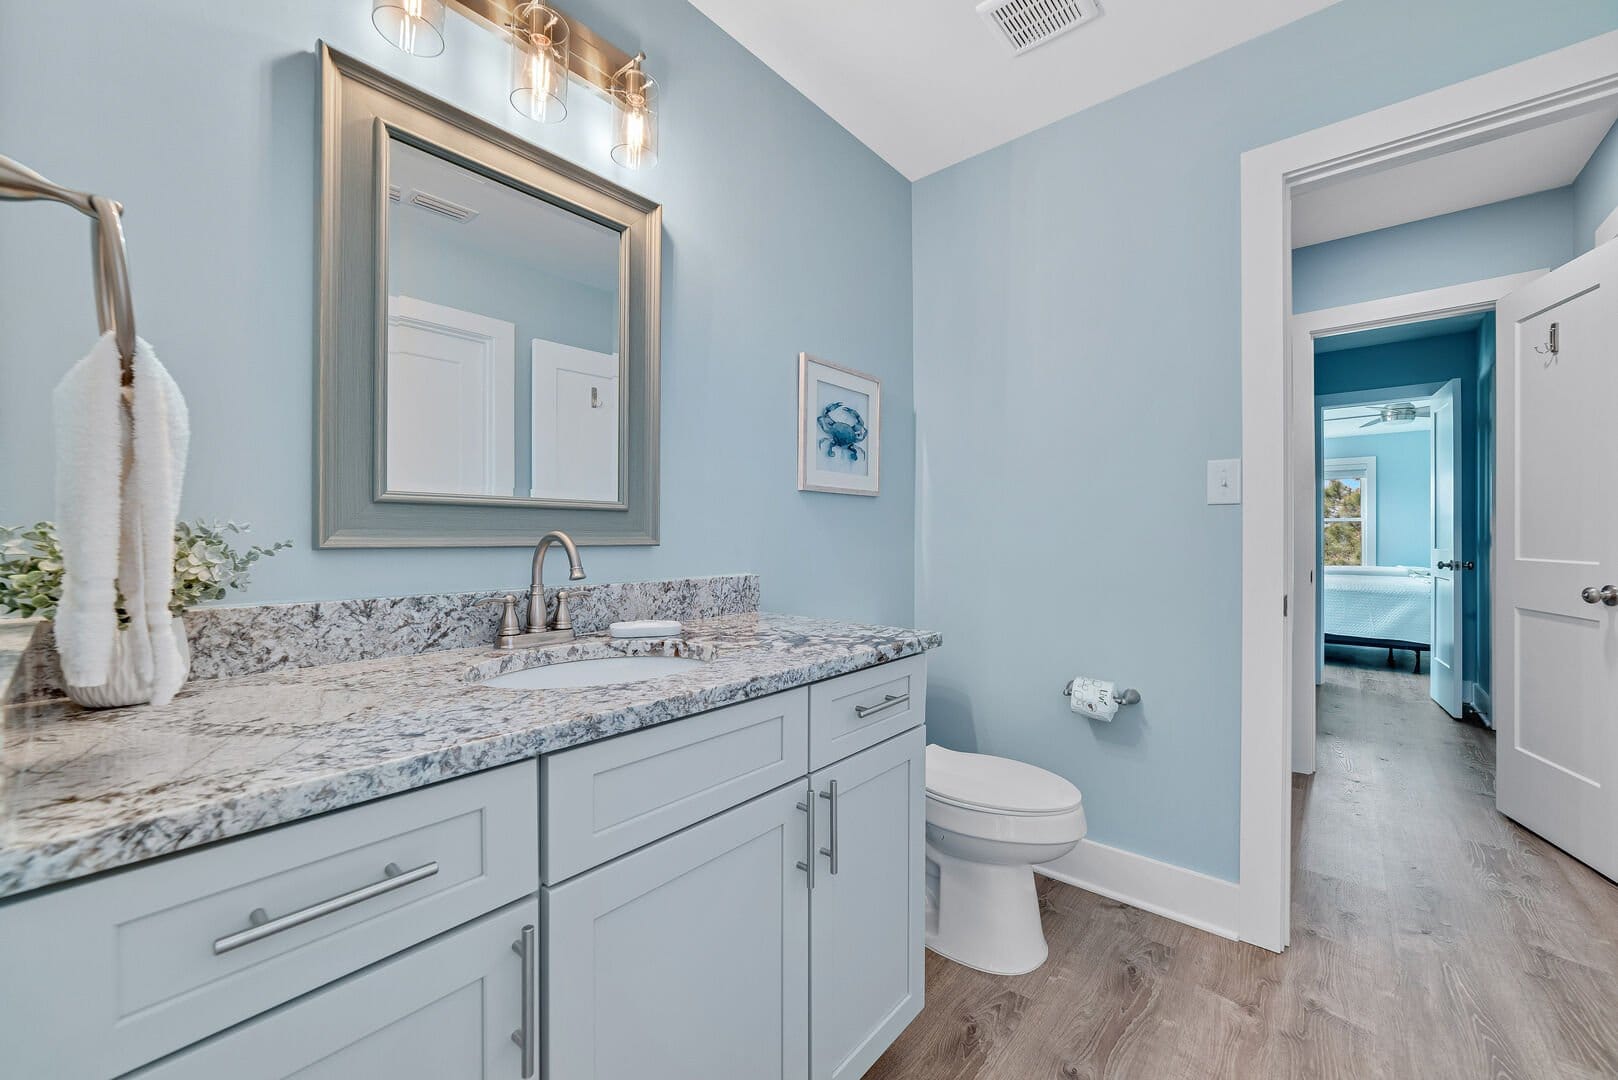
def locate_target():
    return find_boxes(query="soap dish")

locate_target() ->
[609,620,683,639]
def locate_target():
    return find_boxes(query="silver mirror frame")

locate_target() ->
[317,43,661,548]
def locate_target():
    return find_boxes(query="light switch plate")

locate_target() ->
[1207,458,1241,504]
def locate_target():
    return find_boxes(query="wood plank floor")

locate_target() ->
[868,657,1618,1079]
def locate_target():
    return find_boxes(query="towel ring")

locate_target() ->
[0,153,137,383]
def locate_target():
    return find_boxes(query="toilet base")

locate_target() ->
[924,841,1050,976]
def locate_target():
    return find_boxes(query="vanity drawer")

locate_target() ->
[542,687,809,883]
[809,655,927,770]
[0,761,538,1080]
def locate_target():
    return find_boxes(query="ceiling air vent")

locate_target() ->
[407,189,479,223]
[976,0,1103,56]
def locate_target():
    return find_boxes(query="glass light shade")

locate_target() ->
[610,67,658,170]
[509,4,570,124]
[372,0,446,57]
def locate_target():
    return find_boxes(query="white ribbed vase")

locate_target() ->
[63,617,192,709]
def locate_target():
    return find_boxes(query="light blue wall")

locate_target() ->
[911,0,1614,880]
[0,0,916,625]
[1321,431,1429,569]
[1315,332,1488,694]
[1293,188,1576,314]
[1573,116,1618,254]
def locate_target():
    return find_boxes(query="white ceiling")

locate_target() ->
[689,0,1343,180]
[1292,101,1618,248]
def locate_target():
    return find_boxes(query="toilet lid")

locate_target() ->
[925,745,1083,816]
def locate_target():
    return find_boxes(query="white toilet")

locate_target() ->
[924,744,1086,975]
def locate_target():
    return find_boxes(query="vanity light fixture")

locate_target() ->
[508,2,569,123]
[371,0,447,58]
[610,54,657,171]
[370,0,659,168]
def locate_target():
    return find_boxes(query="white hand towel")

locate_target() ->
[52,332,125,687]
[129,340,189,705]
[53,332,190,703]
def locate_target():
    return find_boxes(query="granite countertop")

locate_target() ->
[0,613,940,901]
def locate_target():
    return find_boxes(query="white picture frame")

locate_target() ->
[797,353,881,496]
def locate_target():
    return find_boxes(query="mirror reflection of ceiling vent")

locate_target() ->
[407,189,479,223]
[976,0,1103,55]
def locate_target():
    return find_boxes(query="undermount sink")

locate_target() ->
[480,655,706,691]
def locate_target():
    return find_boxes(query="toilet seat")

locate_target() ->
[925,745,1082,816]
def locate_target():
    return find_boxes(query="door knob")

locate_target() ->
[1582,585,1618,606]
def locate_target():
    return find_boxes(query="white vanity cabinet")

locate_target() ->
[542,781,813,1079]
[0,652,928,1080]
[809,726,926,1080]
[541,655,928,1080]
[0,760,538,1080]
[128,896,538,1080]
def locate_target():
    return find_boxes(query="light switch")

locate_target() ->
[1207,458,1241,504]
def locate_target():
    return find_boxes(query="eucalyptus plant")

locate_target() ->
[0,520,291,622]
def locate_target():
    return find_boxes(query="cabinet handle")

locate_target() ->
[212,860,439,955]
[796,793,816,888]
[510,924,537,1078]
[819,780,840,875]
[854,693,909,719]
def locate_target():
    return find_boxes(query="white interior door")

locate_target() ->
[386,296,515,497]
[530,339,620,502]
[1495,240,1618,879]
[1428,377,1463,718]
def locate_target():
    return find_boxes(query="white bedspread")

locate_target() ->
[1323,567,1431,645]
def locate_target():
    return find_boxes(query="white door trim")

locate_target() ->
[1239,29,1618,953]
[1288,274,1542,776]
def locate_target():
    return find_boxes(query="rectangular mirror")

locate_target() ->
[319,45,660,547]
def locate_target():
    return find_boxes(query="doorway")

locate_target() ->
[1237,32,1618,951]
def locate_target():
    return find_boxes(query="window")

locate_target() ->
[1323,457,1377,566]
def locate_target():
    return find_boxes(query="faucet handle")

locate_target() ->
[552,589,574,632]
[478,594,522,642]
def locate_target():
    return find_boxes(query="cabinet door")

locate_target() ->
[810,727,926,1080]
[130,896,537,1079]
[544,781,811,1080]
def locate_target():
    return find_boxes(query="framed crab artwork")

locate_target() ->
[797,352,881,496]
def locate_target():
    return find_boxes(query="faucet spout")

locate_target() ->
[527,530,587,631]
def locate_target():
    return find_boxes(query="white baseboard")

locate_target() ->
[1037,838,1240,941]
[1467,682,1492,725]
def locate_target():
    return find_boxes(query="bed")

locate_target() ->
[1322,566,1432,672]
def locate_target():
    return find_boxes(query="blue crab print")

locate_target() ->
[817,402,868,463]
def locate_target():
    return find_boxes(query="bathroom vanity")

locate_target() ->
[0,609,937,1079]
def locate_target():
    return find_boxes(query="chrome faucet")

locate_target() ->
[479,530,589,650]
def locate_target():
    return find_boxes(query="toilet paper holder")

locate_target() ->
[1062,680,1141,706]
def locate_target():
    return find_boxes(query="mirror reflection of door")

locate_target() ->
[383,135,623,504]
[386,296,516,497]
[531,340,620,502]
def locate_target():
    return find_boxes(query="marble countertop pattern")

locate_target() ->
[0,613,940,900]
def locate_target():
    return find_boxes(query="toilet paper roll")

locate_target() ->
[1069,677,1119,722]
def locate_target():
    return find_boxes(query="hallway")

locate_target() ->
[869,660,1618,1079]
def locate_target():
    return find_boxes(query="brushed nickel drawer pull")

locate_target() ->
[819,780,840,875]
[212,860,440,955]
[854,692,909,719]
[796,793,816,888]
[510,924,538,1077]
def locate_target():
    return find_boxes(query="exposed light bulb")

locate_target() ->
[372,0,445,58]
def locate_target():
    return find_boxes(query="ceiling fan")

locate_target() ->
[1338,402,1431,428]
